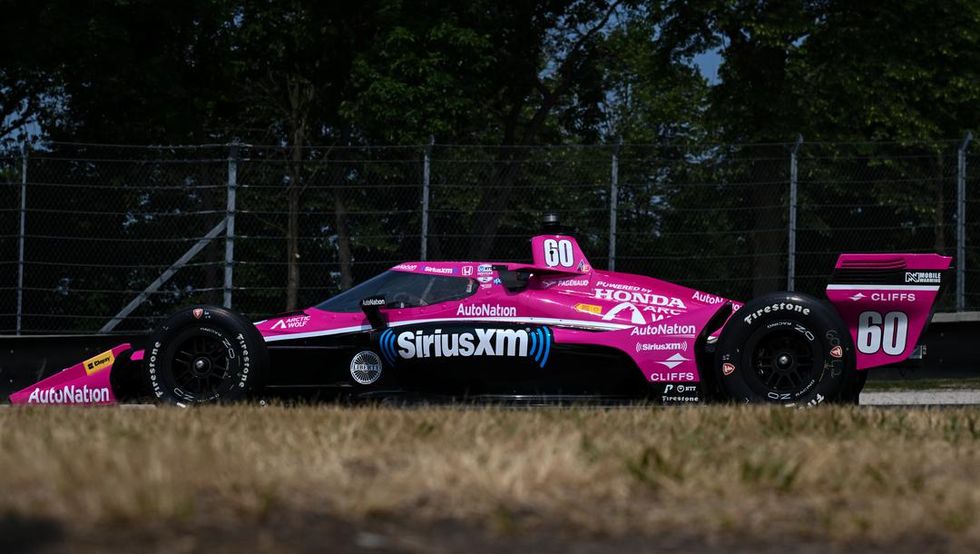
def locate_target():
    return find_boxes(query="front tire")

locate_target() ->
[713,292,856,406]
[144,306,268,405]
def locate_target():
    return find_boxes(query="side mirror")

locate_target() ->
[360,295,388,330]
[491,265,530,292]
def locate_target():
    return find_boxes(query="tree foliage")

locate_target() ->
[2,0,979,325]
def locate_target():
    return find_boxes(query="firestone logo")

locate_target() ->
[742,302,810,325]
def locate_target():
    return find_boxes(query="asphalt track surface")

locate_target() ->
[860,390,980,406]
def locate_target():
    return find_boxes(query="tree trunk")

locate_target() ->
[751,172,785,296]
[283,76,313,310]
[334,188,353,288]
[467,156,525,259]
[286,140,302,310]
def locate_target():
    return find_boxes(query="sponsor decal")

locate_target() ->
[650,372,696,382]
[656,353,690,369]
[477,276,493,283]
[478,264,493,274]
[830,345,843,359]
[574,303,603,315]
[595,281,650,292]
[492,278,502,285]
[594,289,687,309]
[456,304,517,317]
[393,263,418,271]
[872,292,916,302]
[692,291,725,305]
[905,271,941,284]
[193,308,204,319]
[270,314,311,330]
[636,342,687,353]
[742,302,811,325]
[542,278,590,289]
[423,266,454,275]
[851,291,918,302]
[361,297,386,307]
[27,385,110,404]
[83,350,115,375]
[462,266,474,276]
[577,260,591,272]
[630,323,697,337]
[722,362,736,376]
[661,383,700,403]
[350,351,383,385]
[377,326,552,368]
[603,302,645,324]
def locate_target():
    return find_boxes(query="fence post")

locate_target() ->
[224,142,238,309]
[421,135,433,261]
[787,135,803,292]
[15,144,28,335]
[957,131,973,312]
[609,138,621,271]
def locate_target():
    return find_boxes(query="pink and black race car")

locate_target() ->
[10,221,951,406]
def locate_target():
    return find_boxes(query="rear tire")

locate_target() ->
[713,292,856,406]
[144,306,268,405]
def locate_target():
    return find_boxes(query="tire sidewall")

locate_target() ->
[715,294,854,406]
[145,306,267,404]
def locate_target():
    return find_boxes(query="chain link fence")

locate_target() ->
[0,137,975,334]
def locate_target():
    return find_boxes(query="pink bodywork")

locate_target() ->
[825,253,951,369]
[9,343,128,405]
[10,236,951,405]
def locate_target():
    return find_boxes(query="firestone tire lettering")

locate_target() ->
[143,306,269,405]
[713,292,856,406]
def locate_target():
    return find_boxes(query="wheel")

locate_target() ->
[713,292,857,406]
[836,367,868,405]
[144,306,268,404]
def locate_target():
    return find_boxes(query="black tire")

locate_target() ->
[713,292,856,406]
[835,367,868,405]
[144,306,268,405]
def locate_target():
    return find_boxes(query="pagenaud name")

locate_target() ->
[456,304,517,317]
[397,328,530,359]
[743,302,810,325]
[28,385,110,404]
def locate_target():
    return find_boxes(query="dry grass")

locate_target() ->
[2,404,980,547]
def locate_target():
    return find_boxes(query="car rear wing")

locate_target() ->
[825,253,952,370]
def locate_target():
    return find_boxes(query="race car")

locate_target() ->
[10,218,951,406]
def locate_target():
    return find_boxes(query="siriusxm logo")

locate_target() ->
[378,326,552,368]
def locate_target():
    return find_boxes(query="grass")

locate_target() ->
[2,404,980,551]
